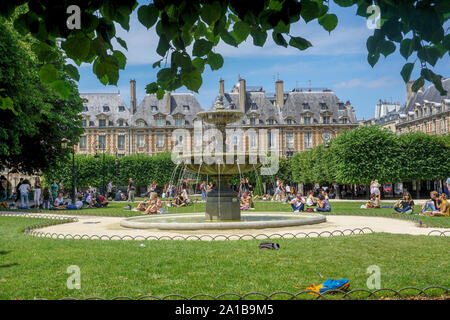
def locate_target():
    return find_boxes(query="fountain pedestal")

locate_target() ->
[205,175,240,221]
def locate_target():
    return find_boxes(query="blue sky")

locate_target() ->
[77,4,450,120]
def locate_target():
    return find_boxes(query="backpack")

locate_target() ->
[259,242,280,250]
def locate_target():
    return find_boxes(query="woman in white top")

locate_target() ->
[370,180,381,198]
[19,180,31,209]
[34,177,42,209]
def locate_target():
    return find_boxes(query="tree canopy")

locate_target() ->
[0,19,83,173]
[0,0,448,102]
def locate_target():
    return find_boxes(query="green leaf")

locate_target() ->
[380,40,396,57]
[192,39,213,57]
[181,70,202,92]
[195,21,208,39]
[400,63,414,82]
[207,52,224,70]
[137,4,158,29]
[333,0,355,7]
[50,80,71,99]
[251,28,267,47]
[269,0,283,11]
[200,1,221,26]
[172,51,192,70]
[156,87,165,99]
[220,30,238,47]
[113,50,127,69]
[318,14,338,33]
[61,32,91,60]
[300,0,320,23]
[289,36,312,50]
[0,96,15,113]
[411,77,424,92]
[63,64,80,81]
[417,47,441,67]
[367,51,380,67]
[272,32,288,47]
[39,64,59,83]
[400,39,413,59]
[192,57,206,72]
[157,68,175,84]
[232,21,251,44]
[157,35,171,57]
[146,82,158,94]
[116,37,128,50]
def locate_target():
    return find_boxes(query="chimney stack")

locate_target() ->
[219,78,224,95]
[275,79,284,109]
[166,91,171,114]
[130,79,137,114]
[406,80,424,107]
[238,77,246,112]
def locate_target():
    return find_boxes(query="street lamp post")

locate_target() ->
[115,149,119,194]
[62,128,76,205]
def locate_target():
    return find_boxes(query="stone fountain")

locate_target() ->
[120,95,326,230]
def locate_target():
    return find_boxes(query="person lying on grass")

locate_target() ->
[421,193,450,217]
[394,192,414,214]
[141,192,162,215]
[240,192,253,210]
[365,193,380,209]
[314,194,331,212]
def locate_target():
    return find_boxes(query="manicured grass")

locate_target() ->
[2,199,449,228]
[0,216,449,299]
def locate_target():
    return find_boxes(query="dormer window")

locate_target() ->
[338,103,346,110]
[183,105,190,111]
[118,119,124,127]
[341,117,348,124]
[137,120,145,127]
[230,104,236,110]
[81,120,87,127]
[103,105,110,112]
[286,118,294,125]
[320,103,328,110]
[118,106,125,112]
[267,119,275,125]
[175,118,183,127]
[304,116,311,124]
[156,117,165,127]
[251,103,258,110]
[302,103,310,110]
[83,106,89,112]
[151,105,158,112]
[250,118,256,125]
[99,119,106,127]
[323,116,331,124]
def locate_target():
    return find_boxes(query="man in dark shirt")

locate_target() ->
[127,178,135,202]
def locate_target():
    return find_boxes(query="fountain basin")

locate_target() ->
[120,213,326,230]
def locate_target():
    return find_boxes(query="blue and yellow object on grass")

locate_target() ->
[305,279,350,295]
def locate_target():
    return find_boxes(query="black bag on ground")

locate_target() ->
[259,242,280,250]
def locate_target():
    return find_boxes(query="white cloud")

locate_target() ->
[333,76,399,89]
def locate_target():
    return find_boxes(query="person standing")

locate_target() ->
[127,178,135,202]
[0,175,7,208]
[446,177,450,196]
[107,181,113,200]
[34,177,42,209]
[19,179,31,209]
[15,178,23,205]
[50,179,58,203]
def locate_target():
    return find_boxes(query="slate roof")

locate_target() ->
[80,93,131,126]
[133,92,204,126]
[405,78,450,111]
[282,91,357,124]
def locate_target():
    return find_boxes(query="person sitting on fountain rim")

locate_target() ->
[290,192,306,212]
[240,192,253,210]
[315,194,331,212]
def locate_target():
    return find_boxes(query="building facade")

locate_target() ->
[76,77,359,158]
[368,79,450,135]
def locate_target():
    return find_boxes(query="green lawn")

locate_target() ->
[0,216,448,300]
[2,199,449,228]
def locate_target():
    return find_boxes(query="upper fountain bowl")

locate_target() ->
[197,95,243,127]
